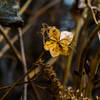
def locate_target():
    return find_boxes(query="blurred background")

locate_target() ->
[0,0,100,100]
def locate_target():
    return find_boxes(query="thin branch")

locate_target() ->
[0,81,28,90]
[1,54,17,60]
[18,28,28,100]
[22,0,62,34]
[0,0,62,58]
[81,78,100,92]
[29,81,41,100]
[0,26,22,63]
[85,47,100,97]
[0,80,46,92]
[0,24,28,100]
[78,24,100,90]
[19,0,32,15]
[0,27,40,100]
[0,69,44,90]
[87,0,98,24]
[1,0,61,100]
[0,0,32,42]
[0,51,44,100]
[61,17,83,89]
[74,22,89,90]
[0,34,19,58]
[72,1,92,90]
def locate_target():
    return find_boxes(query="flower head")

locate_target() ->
[41,24,74,57]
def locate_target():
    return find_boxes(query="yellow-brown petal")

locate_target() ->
[44,40,57,50]
[49,43,60,57]
[48,27,60,41]
[59,43,69,56]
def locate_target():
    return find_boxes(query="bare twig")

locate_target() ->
[18,28,28,100]
[73,11,91,91]
[0,25,44,100]
[19,0,32,15]
[0,80,46,91]
[0,0,32,42]
[0,51,44,100]
[0,81,28,90]
[29,81,41,100]
[85,47,100,97]
[61,17,83,89]
[0,0,62,58]
[78,24,100,91]
[21,0,62,34]
[0,34,19,58]
[0,25,29,100]
[81,78,100,92]
[0,26,30,100]
[0,26,22,62]
[75,0,99,91]
[74,21,90,90]
[87,0,98,24]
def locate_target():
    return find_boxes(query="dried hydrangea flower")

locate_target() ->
[44,26,74,57]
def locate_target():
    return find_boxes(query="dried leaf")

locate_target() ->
[0,0,24,27]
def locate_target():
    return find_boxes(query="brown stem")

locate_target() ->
[0,51,44,100]
[0,0,62,58]
[22,0,62,34]
[0,26,22,63]
[0,0,32,42]
[29,81,41,100]
[73,19,90,90]
[85,47,100,97]
[87,0,98,24]
[73,3,93,90]
[61,17,83,89]
[0,81,28,90]
[81,78,100,92]
[19,0,32,15]
[0,26,41,100]
[18,28,28,100]
[78,24,100,90]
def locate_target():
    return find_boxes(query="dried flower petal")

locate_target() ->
[48,27,60,40]
[43,25,74,57]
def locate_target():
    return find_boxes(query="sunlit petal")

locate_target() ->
[43,26,74,57]
[48,27,60,40]
[44,40,56,50]
[59,43,69,56]
[60,31,73,45]
[49,44,60,57]
[60,39,71,46]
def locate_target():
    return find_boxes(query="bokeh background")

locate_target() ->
[0,0,100,100]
